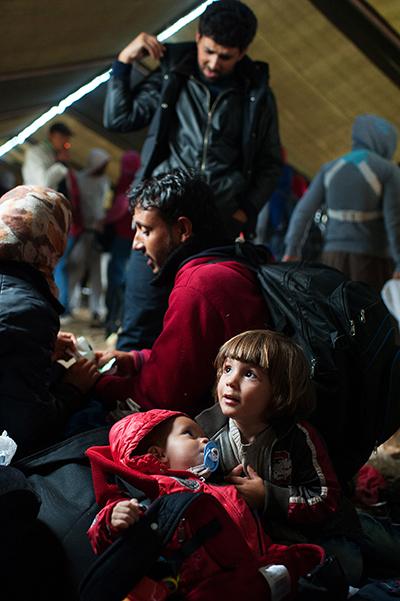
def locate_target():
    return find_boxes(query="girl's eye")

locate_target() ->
[183,430,194,437]
[245,370,256,379]
[223,365,231,373]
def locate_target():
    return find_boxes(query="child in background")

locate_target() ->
[86,409,326,601]
[196,329,363,585]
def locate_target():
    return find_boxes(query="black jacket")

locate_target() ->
[104,42,281,236]
[0,261,79,458]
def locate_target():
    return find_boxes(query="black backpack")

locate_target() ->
[12,426,111,600]
[194,241,400,481]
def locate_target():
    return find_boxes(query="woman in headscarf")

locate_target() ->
[0,185,99,458]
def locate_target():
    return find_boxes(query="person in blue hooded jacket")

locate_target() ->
[283,114,400,292]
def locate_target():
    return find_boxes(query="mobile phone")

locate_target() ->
[98,357,117,374]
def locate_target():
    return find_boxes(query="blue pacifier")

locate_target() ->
[203,441,220,473]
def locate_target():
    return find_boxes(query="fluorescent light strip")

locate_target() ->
[0,0,215,158]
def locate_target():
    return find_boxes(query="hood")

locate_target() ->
[110,409,185,467]
[352,114,398,159]
[85,148,111,173]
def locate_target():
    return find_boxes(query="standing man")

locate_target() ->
[22,121,72,190]
[22,121,79,317]
[104,0,281,350]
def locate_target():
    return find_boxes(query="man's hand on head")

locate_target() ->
[118,32,165,64]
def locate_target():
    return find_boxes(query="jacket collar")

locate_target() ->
[0,260,64,314]
[152,234,228,287]
[196,402,296,441]
[163,41,269,89]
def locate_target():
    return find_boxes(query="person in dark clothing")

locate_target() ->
[104,0,281,351]
[0,185,99,458]
[104,150,141,337]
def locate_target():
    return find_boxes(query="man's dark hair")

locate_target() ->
[49,122,73,137]
[129,169,223,238]
[199,0,257,51]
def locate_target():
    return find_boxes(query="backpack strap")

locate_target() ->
[79,492,219,601]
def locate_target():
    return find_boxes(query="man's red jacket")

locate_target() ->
[96,257,268,414]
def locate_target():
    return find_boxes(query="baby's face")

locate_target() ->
[163,416,209,471]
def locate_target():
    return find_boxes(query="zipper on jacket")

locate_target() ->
[341,283,356,336]
[177,517,187,543]
[190,76,234,173]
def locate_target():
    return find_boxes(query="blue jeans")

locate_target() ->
[319,537,363,586]
[105,236,132,336]
[358,511,400,576]
[319,512,400,586]
[54,236,76,313]
[116,250,169,351]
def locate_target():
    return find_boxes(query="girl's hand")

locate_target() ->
[111,499,142,530]
[227,464,266,510]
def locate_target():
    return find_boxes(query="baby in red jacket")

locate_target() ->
[87,409,326,601]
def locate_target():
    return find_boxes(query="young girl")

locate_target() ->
[196,329,363,585]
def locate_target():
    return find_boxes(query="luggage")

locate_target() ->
[14,426,110,600]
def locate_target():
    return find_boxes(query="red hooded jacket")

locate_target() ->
[87,410,325,601]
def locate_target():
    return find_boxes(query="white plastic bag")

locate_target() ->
[381,279,400,332]
[0,431,17,465]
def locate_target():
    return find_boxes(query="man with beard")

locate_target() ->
[104,0,280,350]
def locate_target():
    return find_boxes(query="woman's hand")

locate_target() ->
[63,358,101,393]
[52,331,77,361]
[111,499,143,530]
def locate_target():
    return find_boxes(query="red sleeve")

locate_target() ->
[266,422,342,525]
[95,282,226,415]
[87,497,127,555]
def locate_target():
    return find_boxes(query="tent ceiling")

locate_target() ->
[0,0,399,182]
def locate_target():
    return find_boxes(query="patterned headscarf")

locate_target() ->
[0,185,71,296]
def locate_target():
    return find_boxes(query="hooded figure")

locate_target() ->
[68,148,111,323]
[284,114,400,292]
[86,409,328,601]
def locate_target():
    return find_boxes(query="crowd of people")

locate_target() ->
[1,1,400,600]
[21,122,141,334]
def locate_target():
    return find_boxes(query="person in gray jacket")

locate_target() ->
[283,114,400,292]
